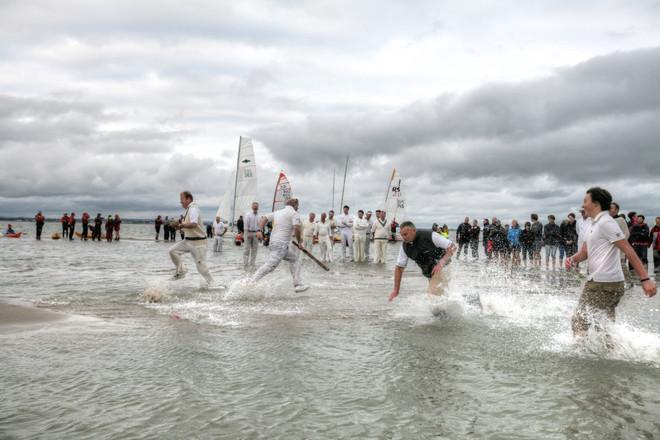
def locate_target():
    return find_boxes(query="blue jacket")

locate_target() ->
[508,227,521,247]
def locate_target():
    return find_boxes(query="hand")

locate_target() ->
[256,231,263,241]
[642,279,657,297]
[565,256,573,270]
[431,262,444,276]
[388,289,399,302]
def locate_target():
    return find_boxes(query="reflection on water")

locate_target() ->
[1,221,659,439]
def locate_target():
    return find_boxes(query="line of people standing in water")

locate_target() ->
[31,212,123,242]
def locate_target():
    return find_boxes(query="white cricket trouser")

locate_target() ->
[303,236,314,253]
[319,236,332,262]
[340,228,353,260]
[252,240,302,286]
[354,234,366,262]
[213,236,223,252]
[365,236,371,259]
[169,239,213,283]
[243,232,259,267]
[374,239,387,264]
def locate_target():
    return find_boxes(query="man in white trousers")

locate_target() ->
[243,202,261,268]
[338,205,354,262]
[213,216,226,252]
[353,209,370,262]
[169,191,214,287]
[302,212,316,251]
[372,210,390,264]
[315,212,333,262]
[253,198,309,292]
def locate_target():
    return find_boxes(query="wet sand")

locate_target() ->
[0,301,67,333]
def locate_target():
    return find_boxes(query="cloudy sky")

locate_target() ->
[1,0,660,225]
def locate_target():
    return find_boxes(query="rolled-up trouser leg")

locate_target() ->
[253,241,289,283]
[169,240,189,273]
[189,243,213,283]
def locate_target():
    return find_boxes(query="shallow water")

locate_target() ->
[1,221,659,439]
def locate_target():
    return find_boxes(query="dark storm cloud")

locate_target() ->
[257,47,660,183]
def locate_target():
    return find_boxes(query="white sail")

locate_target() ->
[216,136,258,225]
[383,168,406,223]
[272,171,293,212]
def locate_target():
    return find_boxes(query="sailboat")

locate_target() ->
[272,171,293,211]
[383,168,406,239]
[216,136,258,230]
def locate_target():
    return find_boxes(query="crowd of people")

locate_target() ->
[446,204,660,274]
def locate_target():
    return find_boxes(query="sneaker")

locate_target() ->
[294,284,310,293]
[172,267,188,280]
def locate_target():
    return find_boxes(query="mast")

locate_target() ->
[272,171,281,212]
[339,153,349,210]
[383,168,395,210]
[331,168,336,212]
[231,136,241,230]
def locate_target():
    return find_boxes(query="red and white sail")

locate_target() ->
[272,171,293,212]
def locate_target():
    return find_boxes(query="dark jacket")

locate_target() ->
[543,223,561,246]
[560,221,578,245]
[520,229,534,247]
[629,223,651,247]
[456,222,471,243]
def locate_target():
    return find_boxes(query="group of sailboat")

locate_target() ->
[216,137,405,240]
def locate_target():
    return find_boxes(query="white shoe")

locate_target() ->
[294,284,310,293]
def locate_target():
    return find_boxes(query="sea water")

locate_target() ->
[1,221,659,439]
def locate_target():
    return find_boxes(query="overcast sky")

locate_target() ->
[1,0,660,225]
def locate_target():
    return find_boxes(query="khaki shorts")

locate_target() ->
[572,280,624,334]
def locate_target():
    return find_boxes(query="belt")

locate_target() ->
[247,230,259,232]
[185,237,206,241]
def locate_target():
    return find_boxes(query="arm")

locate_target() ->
[388,266,405,301]
[565,242,588,268]
[256,216,268,240]
[293,224,303,245]
[431,243,457,275]
[614,239,656,297]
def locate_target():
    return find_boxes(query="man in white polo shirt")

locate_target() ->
[566,187,656,339]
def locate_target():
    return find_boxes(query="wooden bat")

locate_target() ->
[292,241,330,271]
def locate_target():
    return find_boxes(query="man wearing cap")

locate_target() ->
[169,191,214,287]
[253,198,309,292]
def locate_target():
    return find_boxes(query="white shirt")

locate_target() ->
[213,221,226,236]
[353,217,370,237]
[372,218,390,239]
[315,221,331,238]
[396,232,453,267]
[577,216,593,246]
[244,212,260,232]
[338,213,353,229]
[185,204,200,224]
[263,205,301,244]
[586,212,625,282]
[302,218,316,238]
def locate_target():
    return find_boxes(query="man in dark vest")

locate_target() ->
[388,221,456,301]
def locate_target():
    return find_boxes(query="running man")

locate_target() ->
[566,187,656,339]
[388,221,457,301]
[169,191,214,287]
[253,198,309,292]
